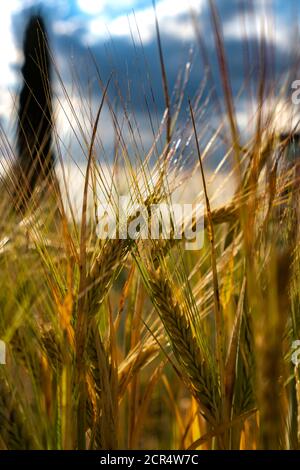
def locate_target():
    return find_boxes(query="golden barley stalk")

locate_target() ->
[148,272,220,423]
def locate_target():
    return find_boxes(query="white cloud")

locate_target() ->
[86,0,204,44]
[0,1,30,128]
[0,2,23,88]
[223,8,290,51]
[53,18,86,36]
[77,0,106,16]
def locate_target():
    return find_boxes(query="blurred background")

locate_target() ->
[1,0,300,200]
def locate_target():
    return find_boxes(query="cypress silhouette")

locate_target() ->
[16,15,54,211]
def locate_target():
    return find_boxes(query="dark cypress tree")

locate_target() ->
[16,15,54,210]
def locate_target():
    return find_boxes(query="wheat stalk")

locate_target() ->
[148,271,220,424]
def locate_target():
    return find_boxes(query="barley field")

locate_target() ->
[0,0,300,451]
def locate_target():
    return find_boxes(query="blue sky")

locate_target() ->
[1,0,296,88]
[0,1,299,165]
[1,1,205,116]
